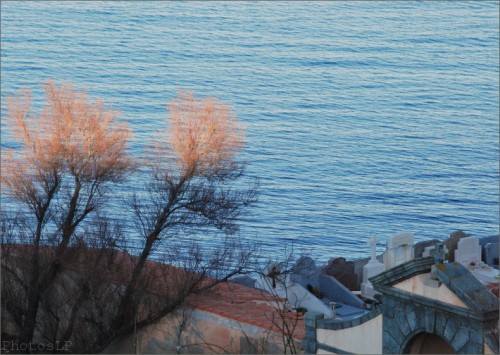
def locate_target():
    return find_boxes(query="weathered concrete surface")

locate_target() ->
[319,274,364,309]
[316,313,383,355]
[105,307,295,354]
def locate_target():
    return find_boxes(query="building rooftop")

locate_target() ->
[436,261,499,314]
[189,282,305,340]
[330,302,368,321]
[4,244,305,341]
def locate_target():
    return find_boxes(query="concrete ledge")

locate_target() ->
[317,307,382,330]
[305,311,325,326]
[435,262,499,315]
[422,277,442,288]
[370,256,434,287]
[377,284,497,321]
[317,343,354,354]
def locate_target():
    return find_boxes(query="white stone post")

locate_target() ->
[361,235,386,298]
[329,302,336,319]
[369,235,378,262]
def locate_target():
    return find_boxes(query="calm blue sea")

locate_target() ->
[1,1,499,262]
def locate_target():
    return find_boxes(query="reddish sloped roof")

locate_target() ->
[189,281,305,340]
[3,244,305,340]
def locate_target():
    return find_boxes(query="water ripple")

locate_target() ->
[1,1,498,262]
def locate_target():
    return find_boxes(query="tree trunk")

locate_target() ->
[19,286,40,345]
[112,232,158,330]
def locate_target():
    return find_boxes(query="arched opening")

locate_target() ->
[403,332,455,354]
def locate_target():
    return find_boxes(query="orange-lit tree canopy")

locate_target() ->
[1,84,257,352]
[1,81,133,345]
[3,81,131,191]
[168,92,244,179]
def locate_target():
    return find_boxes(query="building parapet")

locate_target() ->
[317,307,382,330]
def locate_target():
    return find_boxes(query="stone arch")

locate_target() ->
[401,330,456,354]
[380,292,487,354]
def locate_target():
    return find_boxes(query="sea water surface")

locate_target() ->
[1,1,499,262]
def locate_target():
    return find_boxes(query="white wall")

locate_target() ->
[105,307,288,354]
[393,273,468,309]
[316,314,383,354]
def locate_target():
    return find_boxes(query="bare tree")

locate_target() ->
[254,247,306,354]
[1,80,132,347]
[1,87,258,353]
[103,92,258,350]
